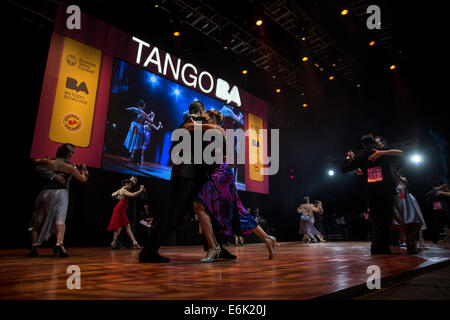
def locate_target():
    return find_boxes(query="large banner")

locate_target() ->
[49,37,102,147]
[248,113,264,182]
[30,2,269,194]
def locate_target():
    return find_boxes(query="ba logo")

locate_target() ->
[63,113,83,132]
[66,55,77,66]
[66,77,89,94]
[215,78,241,107]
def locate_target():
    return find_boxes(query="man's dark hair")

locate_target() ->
[122,179,132,186]
[432,179,441,188]
[56,143,75,158]
[189,101,205,115]
[137,99,146,109]
[360,135,375,148]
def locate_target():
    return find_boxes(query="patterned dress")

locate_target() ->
[196,163,257,236]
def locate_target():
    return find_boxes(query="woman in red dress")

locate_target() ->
[108,179,145,249]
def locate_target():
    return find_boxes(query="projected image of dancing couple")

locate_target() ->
[123,99,163,165]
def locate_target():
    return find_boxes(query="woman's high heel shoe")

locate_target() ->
[131,243,141,249]
[265,236,279,260]
[201,246,221,263]
[54,244,69,258]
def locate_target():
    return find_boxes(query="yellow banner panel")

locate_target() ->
[49,37,102,147]
[248,113,264,182]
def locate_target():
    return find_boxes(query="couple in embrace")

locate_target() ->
[139,101,278,263]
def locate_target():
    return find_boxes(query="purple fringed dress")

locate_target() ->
[197,163,257,235]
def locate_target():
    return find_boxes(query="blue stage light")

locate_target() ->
[174,88,180,96]
[150,75,157,83]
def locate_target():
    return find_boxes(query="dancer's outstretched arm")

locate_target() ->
[368,148,403,161]
[121,185,145,198]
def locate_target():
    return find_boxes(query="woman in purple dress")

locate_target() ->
[192,110,278,262]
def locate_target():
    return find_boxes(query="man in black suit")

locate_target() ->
[139,101,234,262]
[341,135,404,254]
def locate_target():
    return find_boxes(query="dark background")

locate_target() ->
[1,0,448,248]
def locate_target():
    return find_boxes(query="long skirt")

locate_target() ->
[29,189,69,246]
[124,121,144,152]
[393,192,427,230]
[299,214,321,236]
[107,199,130,231]
[196,163,257,236]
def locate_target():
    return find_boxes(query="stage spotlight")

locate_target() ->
[341,9,349,16]
[369,41,375,46]
[276,88,281,93]
[411,154,423,164]
[173,31,180,37]
[329,75,335,80]
[150,75,157,83]
[256,20,263,26]
[390,64,396,70]
[314,63,319,68]
[328,170,335,176]
[174,88,180,96]
[301,37,306,41]
[302,103,308,108]
[356,84,361,87]
[302,56,308,62]
[242,69,248,74]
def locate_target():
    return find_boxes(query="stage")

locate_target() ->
[1,241,449,300]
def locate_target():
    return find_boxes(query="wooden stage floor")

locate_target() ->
[1,241,449,300]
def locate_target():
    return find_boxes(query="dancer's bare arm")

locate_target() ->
[368,148,403,161]
[121,185,145,197]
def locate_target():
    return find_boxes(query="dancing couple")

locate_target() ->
[28,143,89,258]
[139,101,278,263]
[297,196,326,243]
[108,179,146,249]
[123,99,163,164]
[353,135,425,254]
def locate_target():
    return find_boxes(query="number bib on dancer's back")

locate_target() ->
[367,166,383,183]
[433,201,443,211]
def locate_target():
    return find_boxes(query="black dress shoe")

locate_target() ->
[371,248,392,255]
[219,248,236,259]
[54,244,69,258]
[139,252,170,263]
[26,246,38,257]
[406,240,418,255]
